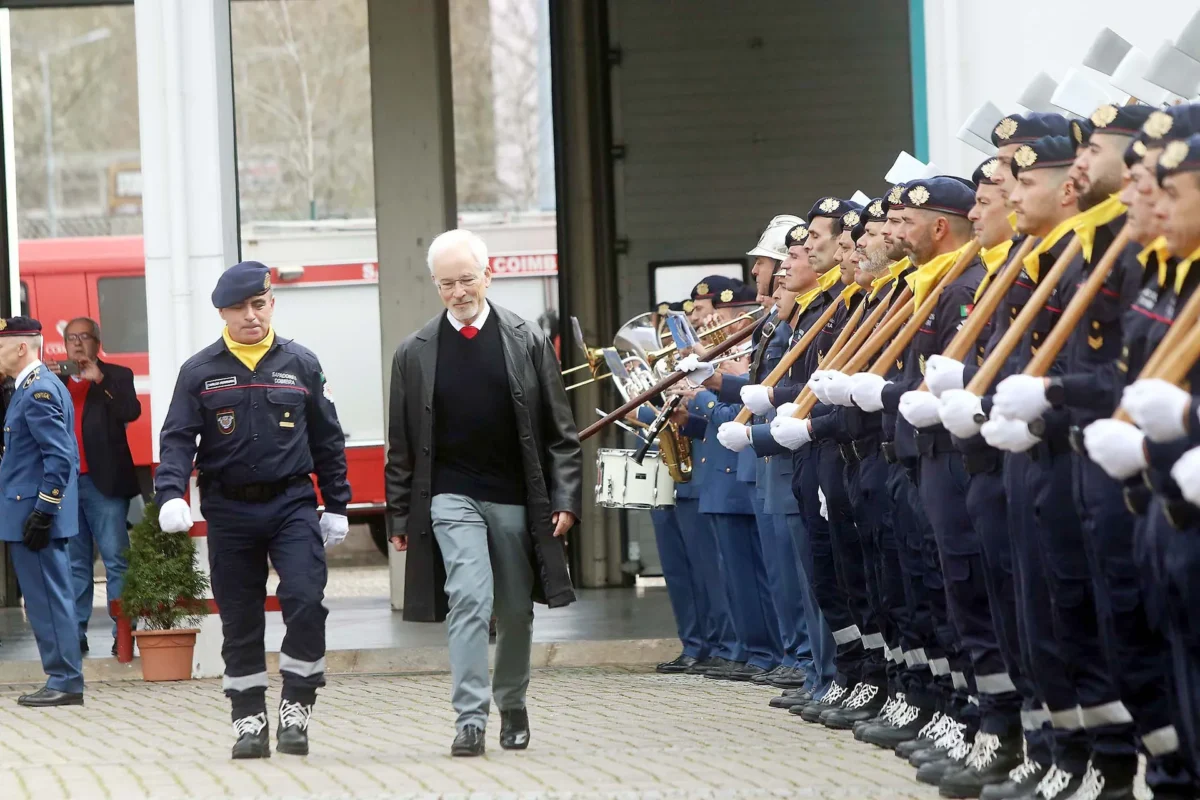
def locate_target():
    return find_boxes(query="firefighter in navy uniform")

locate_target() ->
[154,261,351,760]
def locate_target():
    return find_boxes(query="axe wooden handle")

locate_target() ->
[866,240,983,378]
[1024,227,1131,377]
[1113,270,1200,422]
[940,236,1038,364]
[965,236,1083,396]
[731,295,844,424]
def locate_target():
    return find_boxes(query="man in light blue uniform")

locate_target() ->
[0,316,84,706]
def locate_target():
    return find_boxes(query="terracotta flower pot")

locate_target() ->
[132,628,199,682]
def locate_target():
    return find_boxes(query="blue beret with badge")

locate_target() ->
[712,279,757,308]
[1088,103,1154,139]
[807,196,855,226]
[0,316,42,337]
[990,112,1071,147]
[691,275,736,302]
[1139,104,1200,147]
[1010,135,1076,177]
[1071,118,1095,150]
[211,261,272,309]
[1156,133,1200,186]
[972,157,1003,187]
[896,176,976,218]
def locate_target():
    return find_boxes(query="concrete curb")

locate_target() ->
[0,637,680,684]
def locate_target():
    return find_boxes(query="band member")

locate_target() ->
[155,261,351,759]
[385,229,582,757]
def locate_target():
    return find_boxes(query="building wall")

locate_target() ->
[922,0,1198,179]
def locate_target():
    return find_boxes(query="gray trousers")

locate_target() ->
[431,493,535,731]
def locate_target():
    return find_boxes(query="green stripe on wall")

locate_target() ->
[909,0,928,161]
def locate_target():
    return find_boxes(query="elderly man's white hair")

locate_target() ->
[427,229,489,274]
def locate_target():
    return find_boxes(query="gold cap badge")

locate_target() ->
[1160,140,1189,171]
[1014,145,1038,169]
[981,159,999,179]
[1072,121,1084,145]
[868,200,883,217]
[263,272,271,290]
[1132,140,1147,157]
[683,300,694,312]
[1144,111,1173,140]
[994,117,1018,140]
[819,197,839,213]
[696,282,709,296]
[887,185,904,205]
[1090,105,1118,128]
[657,303,669,314]
[790,225,808,243]
[0,319,6,332]
[720,289,734,303]
[908,185,931,206]
[843,211,860,228]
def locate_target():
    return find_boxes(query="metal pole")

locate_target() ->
[39,50,55,237]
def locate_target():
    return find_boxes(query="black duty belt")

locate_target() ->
[1164,498,1200,530]
[853,434,882,461]
[199,474,311,504]
[881,441,897,464]
[963,447,1002,475]
[915,429,955,458]
[838,443,859,463]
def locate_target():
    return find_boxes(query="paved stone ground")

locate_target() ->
[0,668,938,800]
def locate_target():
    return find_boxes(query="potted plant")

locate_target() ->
[121,500,210,681]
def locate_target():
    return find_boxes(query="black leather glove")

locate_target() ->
[22,510,53,552]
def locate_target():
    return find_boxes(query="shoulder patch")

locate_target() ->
[32,391,52,401]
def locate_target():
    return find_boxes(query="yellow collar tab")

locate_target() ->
[796,286,822,314]
[1072,195,1127,262]
[817,267,843,293]
[1137,236,1172,287]
[888,257,911,281]
[1023,213,1081,282]
[905,242,973,314]
[840,283,863,304]
[868,272,893,301]
[1007,211,1019,232]
[975,239,1015,302]
[1174,243,1200,296]
[223,326,275,371]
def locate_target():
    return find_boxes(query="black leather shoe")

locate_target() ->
[277,700,312,756]
[750,665,783,685]
[500,708,530,750]
[656,654,698,674]
[17,687,84,707]
[451,724,486,757]
[796,683,849,721]
[728,663,768,682]
[704,659,746,680]
[770,690,813,709]
[939,732,1023,798]
[231,713,271,759]
[919,756,967,786]
[979,759,1049,799]
[685,656,721,675]
[768,666,808,689]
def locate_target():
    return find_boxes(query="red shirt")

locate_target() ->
[67,378,90,475]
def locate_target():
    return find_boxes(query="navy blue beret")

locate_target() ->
[212,261,272,309]
[881,183,908,213]
[0,316,42,336]
[863,198,887,222]
[1140,104,1200,146]
[1011,135,1076,177]
[807,196,855,225]
[712,279,757,308]
[691,275,736,301]
[1071,118,1095,149]
[1156,133,1200,186]
[1088,104,1154,139]
[991,112,1071,147]
[897,176,976,218]
[973,157,1002,186]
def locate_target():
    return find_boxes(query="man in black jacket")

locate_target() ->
[385,229,582,758]
[58,317,141,656]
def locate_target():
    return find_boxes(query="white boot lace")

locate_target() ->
[846,684,879,710]
[838,683,866,708]
[918,711,946,739]
[821,683,847,706]
[279,700,313,731]
[877,696,898,721]
[1065,765,1104,800]
[233,712,267,738]
[1008,758,1042,784]
[966,732,1001,770]
[1036,766,1073,799]
[893,703,921,727]
[934,720,967,751]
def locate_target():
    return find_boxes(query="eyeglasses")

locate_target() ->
[435,275,482,293]
[65,333,95,343]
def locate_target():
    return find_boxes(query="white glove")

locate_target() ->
[770,415,812,450]
[777,402,800,419]
[717,421,752,452]
[980,414,1040,453]
[158,498,193,533]
[823,371,855,406]
[899,390,943,429]
[849,373,889,412]
[675,354,715,384]
[740,384,775,415]
[808,371,832,404]
[1122,379,1191,443]
[992,375,1051,423]
[320,512,350,547]
[818,487,828,520]
[925,355,965,398]
[939,390,985,438]
[1171,447,1200,506]
[1083,419,1148,480]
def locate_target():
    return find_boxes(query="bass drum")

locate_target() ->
[595,448,675,509]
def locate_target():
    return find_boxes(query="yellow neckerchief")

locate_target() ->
[840,283,863,304]
[1023,212,1081,282]
[223,326,275,371]
[889,256,911,281]
[868,271,893,301]
[1137,236,1171,287]
[1007,210,1018,232]
[1173,243,1200,295]
[905,241,973,314]
[796,286,822,313]
[973,238,1015,303]
[817,267,842,293]
[1072,194,1127,262]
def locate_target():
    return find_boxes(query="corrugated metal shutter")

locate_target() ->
[608,0,914,318]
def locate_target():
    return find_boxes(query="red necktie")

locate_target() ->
[460,325,479,340]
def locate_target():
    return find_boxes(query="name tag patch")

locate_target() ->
[272,372,298,386]
[204,377,238,391]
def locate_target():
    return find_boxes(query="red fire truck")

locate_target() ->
[18,214,559,552]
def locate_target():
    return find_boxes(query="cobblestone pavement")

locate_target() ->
[0,668,937,799]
